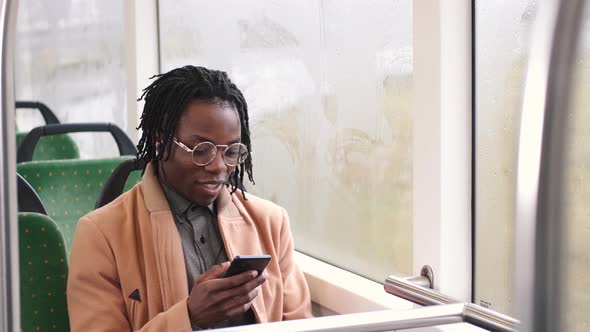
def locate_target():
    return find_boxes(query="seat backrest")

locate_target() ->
[19,212,69,332]
[16,156,141,252]
[16,132,80,161]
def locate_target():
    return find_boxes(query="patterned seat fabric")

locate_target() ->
[17,157,142,252]
[19,212,69,332]
[16,132,79,161]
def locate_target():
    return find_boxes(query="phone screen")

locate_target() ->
[222,255,271,278]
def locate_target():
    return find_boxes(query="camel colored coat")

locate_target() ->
[67,164,312,331]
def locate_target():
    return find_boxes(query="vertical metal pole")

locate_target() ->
[515,0,586,331]
[0,0,19,330]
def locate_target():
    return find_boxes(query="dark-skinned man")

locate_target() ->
[67,66,313,331]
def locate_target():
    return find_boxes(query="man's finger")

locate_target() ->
[202,270,258,295]
[197,261,230,283]
[209,270,266,303]
[224,300,253,318]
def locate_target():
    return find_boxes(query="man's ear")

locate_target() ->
[153,133,165,157]
[155,141,162,153]
[153,131,163,144]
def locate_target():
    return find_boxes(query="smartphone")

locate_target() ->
[222,254,271,278]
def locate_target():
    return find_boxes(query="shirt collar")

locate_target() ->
[158,176,216,218]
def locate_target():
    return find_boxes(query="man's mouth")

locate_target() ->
[202,183,222,190]
[197,181,225,195]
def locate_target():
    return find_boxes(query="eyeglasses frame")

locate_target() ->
[172,137,248,167]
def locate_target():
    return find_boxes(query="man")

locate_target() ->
[67,66,313,331]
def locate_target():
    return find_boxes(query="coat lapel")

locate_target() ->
[216,188,268,323]
[140,164,189,310]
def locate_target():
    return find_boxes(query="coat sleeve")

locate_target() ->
[277,208,314,320]
[67,217,192,332]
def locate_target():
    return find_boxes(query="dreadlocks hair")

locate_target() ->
[136,65,254,197]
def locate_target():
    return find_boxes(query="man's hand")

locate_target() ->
[187,261,268,329]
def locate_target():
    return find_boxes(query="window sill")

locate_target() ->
[294,251,417,315]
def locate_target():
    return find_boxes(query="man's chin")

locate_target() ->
[191,192,221,207]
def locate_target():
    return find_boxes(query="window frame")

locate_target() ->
[412,0,473,301]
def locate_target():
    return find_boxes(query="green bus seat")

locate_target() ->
[19,212,69,332]
[16,132,80,161]
[17,157,142,252]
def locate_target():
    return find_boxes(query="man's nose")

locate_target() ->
[204,149,227,173]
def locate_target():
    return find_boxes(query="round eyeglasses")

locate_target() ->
[173,137,249,167]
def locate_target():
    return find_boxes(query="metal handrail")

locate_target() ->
[210,302,516,332]
[384,274,456,306]
[211,275,518,332]
[384,275,519,332]
[210,304,464,332]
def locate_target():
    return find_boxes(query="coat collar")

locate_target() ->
[140,163,170,213]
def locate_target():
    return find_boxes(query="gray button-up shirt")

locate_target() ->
[160,182,228,290]
[159,180,256,328]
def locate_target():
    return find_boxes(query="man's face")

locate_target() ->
[160,99,241,207]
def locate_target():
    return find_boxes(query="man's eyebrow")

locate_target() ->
[190,134,212,142]
[190,134,241,144]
